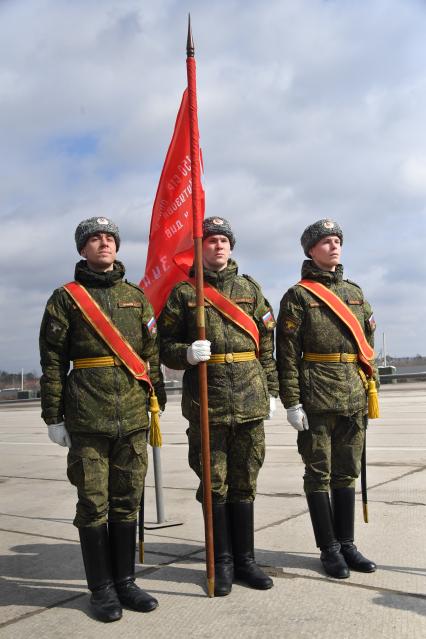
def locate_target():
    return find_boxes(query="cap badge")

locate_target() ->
[323,220,334,229]
[97,217,109,225]
[212,218,224,225]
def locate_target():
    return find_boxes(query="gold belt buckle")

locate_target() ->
[225,353,234,363]
[340,353,348,363]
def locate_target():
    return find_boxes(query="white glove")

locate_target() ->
[267,396,276,420]
[187,340,211,365]
[286,404,309,431]
[47,422,71,447]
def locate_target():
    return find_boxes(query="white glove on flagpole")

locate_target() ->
[286,404,309,431]
[47,422,71,447]
[187,340,211,365]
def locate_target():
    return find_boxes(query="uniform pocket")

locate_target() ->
[66,451,102,489]
[110,434,147,496]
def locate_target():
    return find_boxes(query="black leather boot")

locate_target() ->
[306,492,349,579]
[332,487,376,573]
[230,501,273,590]
[212,503,234,596]
[79,524,122,623]
[109,521,158,612]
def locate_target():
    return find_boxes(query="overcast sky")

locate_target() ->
[1,0,425,373]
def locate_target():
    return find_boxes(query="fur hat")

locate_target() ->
[301,219,343,257]
[202,216,235,249]
[75,217,120,253]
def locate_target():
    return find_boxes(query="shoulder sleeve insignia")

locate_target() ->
[282,314,300,333]
[45,317,67,345]
[368,314,376,331]
[160,314,175,328]
[262,309,276,330]
[146,316,157,335]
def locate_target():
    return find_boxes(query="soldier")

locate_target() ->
[276,219,377,579]
[158,216,279,596]
[39,217,166,622]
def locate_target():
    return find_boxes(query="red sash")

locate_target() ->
[185,279,260,354]
[64,282,153,389]
[298,279,375,377]
[204,284,260,354]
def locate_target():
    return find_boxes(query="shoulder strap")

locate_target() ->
[297,279,374,377]
[184,277,260,354]
[63,282,152,388]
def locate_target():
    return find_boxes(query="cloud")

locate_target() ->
[1,0,426,371]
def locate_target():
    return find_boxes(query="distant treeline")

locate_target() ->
[379,355,426,367]
[0,370,40,390]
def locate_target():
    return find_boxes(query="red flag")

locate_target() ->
[140,89,205,316]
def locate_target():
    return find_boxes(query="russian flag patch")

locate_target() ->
[262,310,275,329]
[147,316,157,335]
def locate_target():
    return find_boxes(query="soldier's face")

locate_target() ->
[309,235,341,271]
[202,235,231,272]
[80,233,117,272]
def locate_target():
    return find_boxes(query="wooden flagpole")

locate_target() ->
[186,14,215,597]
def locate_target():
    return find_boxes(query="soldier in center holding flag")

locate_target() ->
[158,216,279,596]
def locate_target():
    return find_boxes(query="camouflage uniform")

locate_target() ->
[40,259,165,527]
[158,259,278,503]
[276,259,377,494]
[277,216,377,579]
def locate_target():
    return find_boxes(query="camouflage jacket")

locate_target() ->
[39,260,165,436]
[158,259,279,426]
[276,260,377,415]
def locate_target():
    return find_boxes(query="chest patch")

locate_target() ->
[118,301,142,308]
[187,301,212,308]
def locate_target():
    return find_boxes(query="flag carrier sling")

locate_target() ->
[186,279,260,354]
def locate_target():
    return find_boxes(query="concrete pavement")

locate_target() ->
[0,383,425,638]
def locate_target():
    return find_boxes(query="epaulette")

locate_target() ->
[242,274,262,294]
[124,280,145,294]
[344,278,362,290]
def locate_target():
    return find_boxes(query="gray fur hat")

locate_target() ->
[301,219,343,257]
[75,217,120,253]
[202,216,235,249]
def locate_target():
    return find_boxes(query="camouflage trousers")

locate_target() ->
[297,411,366,495]
[67,430,148,528]
[187,420,265,504]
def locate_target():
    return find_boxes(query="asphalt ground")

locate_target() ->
[0,382,425,638]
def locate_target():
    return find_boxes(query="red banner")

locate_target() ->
[140,89,204,316]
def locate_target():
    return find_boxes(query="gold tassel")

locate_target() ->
[367,379,380,419]
[149,391,162,447]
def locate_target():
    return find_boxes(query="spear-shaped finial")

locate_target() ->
[186,13,195,57]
